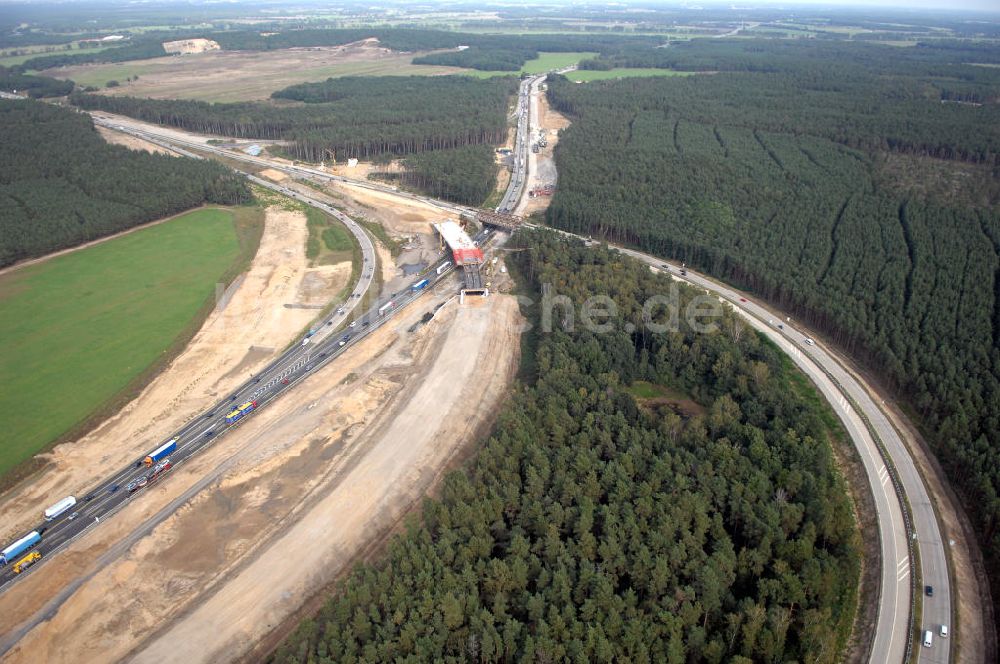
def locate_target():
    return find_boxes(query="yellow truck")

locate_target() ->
[12,550,41,574]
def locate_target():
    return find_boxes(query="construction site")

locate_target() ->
[0,187,522,663]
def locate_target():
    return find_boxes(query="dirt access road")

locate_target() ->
[1,287,522,664]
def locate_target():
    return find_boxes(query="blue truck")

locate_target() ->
[144,438,177,466]
[412,279,429,292]
[1,531,41,566]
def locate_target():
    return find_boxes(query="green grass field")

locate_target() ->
[567,68,698,82]
[52,61,157,89]
[0,208,245,482]
[462,51,598,78]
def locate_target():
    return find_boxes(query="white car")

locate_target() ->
[804,337,815,346]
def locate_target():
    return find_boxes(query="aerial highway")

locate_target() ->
[78,87,951,661]
[88,113,478,219]
[0,173,465,599]
[496,74,544,214]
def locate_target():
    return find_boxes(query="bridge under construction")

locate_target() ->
[433,220,487,297]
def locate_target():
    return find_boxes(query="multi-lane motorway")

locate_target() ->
[497,75,543,214]
[89,113,478,219]
[0,172,464,592]
[504,72,952,662]
[18,85,954,661]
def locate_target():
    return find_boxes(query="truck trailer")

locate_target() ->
[144,438,178,466]
[226,400,257,425]
[436,261,452,275]
[44,495,77,521]
[411,279,429,292]
[1,531,41,565]
[378,301,395,317]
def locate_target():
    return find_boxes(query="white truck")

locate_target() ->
[44,496,77,521]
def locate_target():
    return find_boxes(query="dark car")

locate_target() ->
[108,484,120,494]
[205,429,215,438]
[925,585,934,597]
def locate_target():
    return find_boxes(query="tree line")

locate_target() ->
[269,229,860,663]
[542,39,1000,632]
[0,65,73,98]
[370,145,498,207]
[72,76,515,161]
[20,27,662,74]
[0,99,250,267]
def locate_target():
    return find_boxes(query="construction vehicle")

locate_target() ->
[1,531,41,565]
[225,401,257,425]
[144,438,177,466]
[12,551,41,574]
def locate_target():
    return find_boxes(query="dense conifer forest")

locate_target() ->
[543,38,1000,624]
[72,76,514,161]
[370,145,498,207]
[269,230,859,663]
[0,99,250,266]
[71,76,516,205]
[0,65,73,98]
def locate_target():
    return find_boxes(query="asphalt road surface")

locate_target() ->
[0,176,470,594]
[497,75,544,214]
[82,95,951,662]
[88,114,477,219]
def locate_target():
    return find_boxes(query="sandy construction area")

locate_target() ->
[51,40,466,102]
[1,288,522,664]
[97,126,179,156]
[0,207,348,548]
[518,87,570,217]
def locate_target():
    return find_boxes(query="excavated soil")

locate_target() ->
[0,207,347,549]
[1,289,522,664]
[518,86,570,217]
[96,126,179,156]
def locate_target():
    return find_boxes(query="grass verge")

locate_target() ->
[357,219,403,257]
